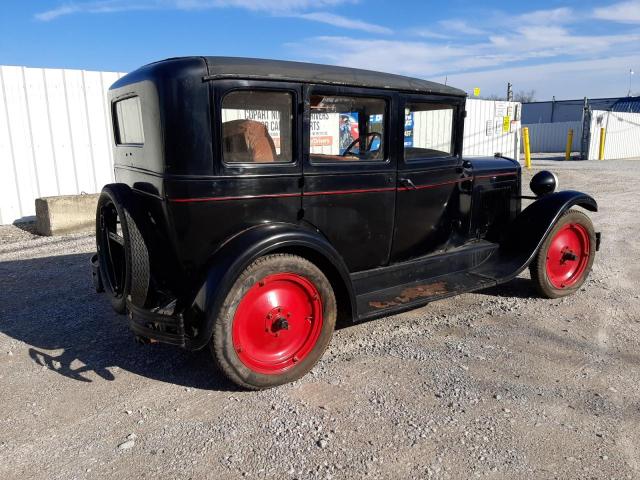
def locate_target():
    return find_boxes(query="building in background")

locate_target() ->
[521,96,640,159]
[522,96,640,124]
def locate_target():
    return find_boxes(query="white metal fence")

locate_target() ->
[0,66,522,225]
[523,121,582,153]
[463,98,521,160]
[0,66,124,225]
[587,110,640,160]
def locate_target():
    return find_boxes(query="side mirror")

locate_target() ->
[530,170,558,197]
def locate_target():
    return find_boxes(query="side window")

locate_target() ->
[404,103,455,160]
[114,96,144,145]
[221,90,293,164]
[309,95,386,162]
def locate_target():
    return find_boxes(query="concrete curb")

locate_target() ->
[35,194,99,236]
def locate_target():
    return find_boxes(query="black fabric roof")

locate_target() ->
[201,56,466,97]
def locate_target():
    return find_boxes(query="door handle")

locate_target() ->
[399,178,417,189]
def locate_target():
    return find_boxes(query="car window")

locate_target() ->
[309,95,386,163]
[221,90,293,164]
[114,96,144,145]
[404,103,455,160]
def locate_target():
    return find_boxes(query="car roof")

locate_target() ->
[197,56,466,97]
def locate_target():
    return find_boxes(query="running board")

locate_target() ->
[352,241,500,321]
[356,271,497,321]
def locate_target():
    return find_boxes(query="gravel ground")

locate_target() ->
[1,158,639,479]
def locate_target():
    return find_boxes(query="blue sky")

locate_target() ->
[1,0,639,100]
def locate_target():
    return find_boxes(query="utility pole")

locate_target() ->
[507,82,513,102]
[629,69,635,96]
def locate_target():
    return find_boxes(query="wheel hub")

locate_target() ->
[546,223,590,289]
[232,273,323,374]
[264,307,291,336]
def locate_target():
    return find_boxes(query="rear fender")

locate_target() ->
[186,223,355,350]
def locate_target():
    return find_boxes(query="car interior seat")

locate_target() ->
[222,119,277,163]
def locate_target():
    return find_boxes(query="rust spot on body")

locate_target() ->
[369,281,448,309]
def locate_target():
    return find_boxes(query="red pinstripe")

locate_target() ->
[168,172,517,203]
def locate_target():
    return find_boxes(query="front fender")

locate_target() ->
[186,223,354,350]
[475,190,597,282]
[507,190,597,254]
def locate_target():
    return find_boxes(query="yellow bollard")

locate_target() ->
[565,128,573,161]
[522,127,531,169]
[598,128,606,160]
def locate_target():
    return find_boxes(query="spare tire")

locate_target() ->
[96,184,151,314]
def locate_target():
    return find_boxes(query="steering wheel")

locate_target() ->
[342,132,382,157]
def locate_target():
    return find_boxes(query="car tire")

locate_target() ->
[96,184,151,314]
[530,209,596,299]
[211,254,337,390]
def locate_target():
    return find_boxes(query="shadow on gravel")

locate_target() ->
[477,277,537,299]
[11,220,38,234]
[0,253,238,391]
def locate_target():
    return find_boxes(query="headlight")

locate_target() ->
[530,170,558,197]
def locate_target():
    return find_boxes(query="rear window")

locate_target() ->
[221,90,293,164]
[113,96,144,145]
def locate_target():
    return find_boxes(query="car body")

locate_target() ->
[92,57,599,389]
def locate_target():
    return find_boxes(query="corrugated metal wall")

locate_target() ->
[523,121,582,153]
[0,66,125,224]
[587,110,640,160]
[463,98,521,160]
[522,98,622,124]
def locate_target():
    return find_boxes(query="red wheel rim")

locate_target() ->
[232,273,323,375]
[546,223,590,289]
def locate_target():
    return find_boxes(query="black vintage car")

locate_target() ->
[92,57,600,389]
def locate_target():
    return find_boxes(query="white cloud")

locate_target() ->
[446,54,640,100]
[287,1,640,82]
[593,1,640,23]
[286,36,470,76]
[438,19,487,36]
[289,25,640,79]
[516,7,575,25]
[412,7,576,42]
[35,1,157,21]
[412,29,452,40]
[35,0,355,21]
[34,1,640,100]
[192,0,351,11]
[294,12,391,34]
[486,25,640,59]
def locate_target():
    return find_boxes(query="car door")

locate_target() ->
[171,81,304,263]
[390,95,468,263]
[301,85,398,272]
